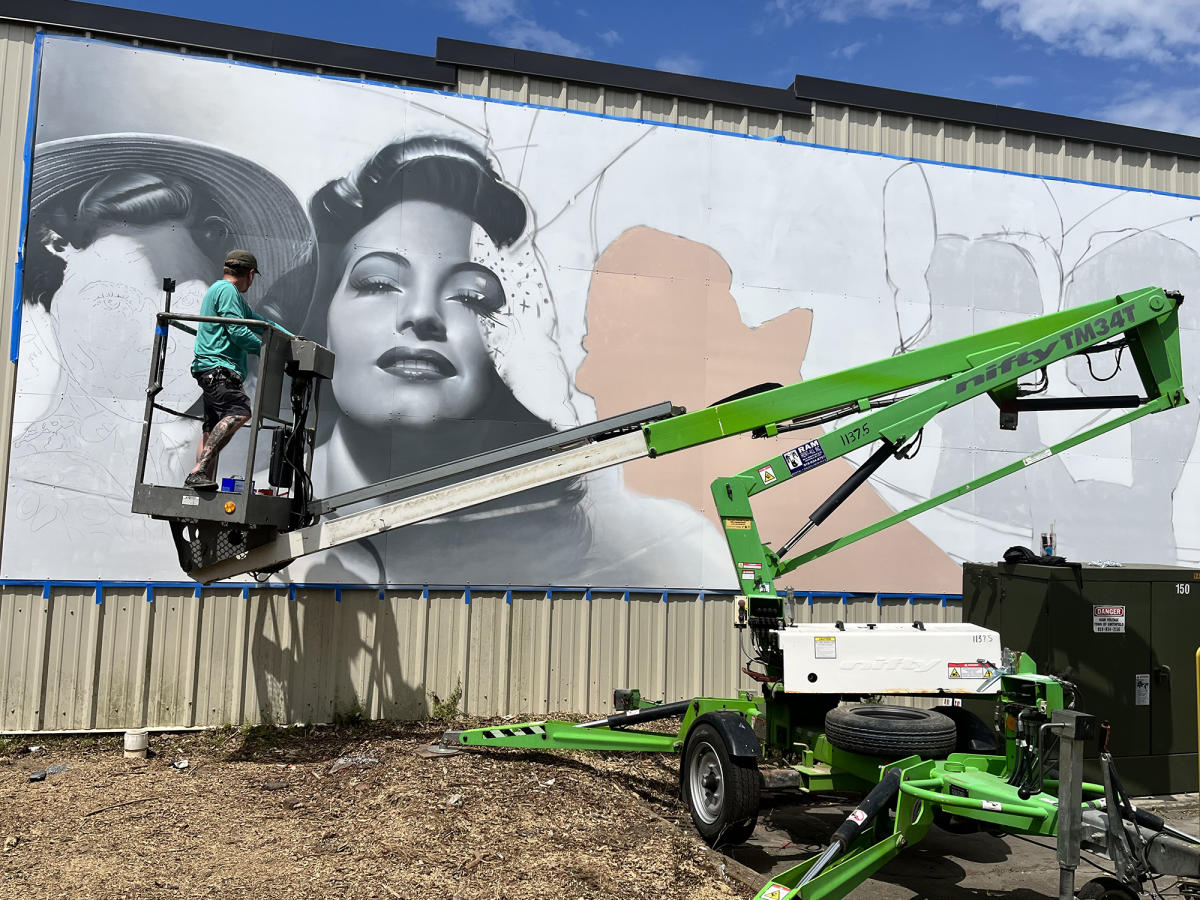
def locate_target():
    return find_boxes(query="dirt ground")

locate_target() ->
[0,719,762,900]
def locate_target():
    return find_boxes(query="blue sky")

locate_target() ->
[82,0,1200,136]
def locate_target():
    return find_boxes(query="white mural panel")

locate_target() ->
[4,35,1198,588]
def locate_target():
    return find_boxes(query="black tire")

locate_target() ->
[1078,877,1138,900]
[682,721,760,847]
[824,704,956,759]
[932,705,1002,754]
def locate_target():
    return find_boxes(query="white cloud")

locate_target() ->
[1098,83,1200,136]
[984,73,1034,88]
[767,0,930,27]
[496,20,586,56]
[452,1,587,57]
[979,0,1200,63]
[454,0,519,26]
[833,40,867,59]
[599,29,621,46]
[656,53,703,75]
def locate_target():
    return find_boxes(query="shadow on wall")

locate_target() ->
[248,589,426,726]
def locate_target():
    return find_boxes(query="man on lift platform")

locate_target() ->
[184,249,292,490]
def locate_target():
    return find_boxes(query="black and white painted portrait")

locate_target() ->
[4,34,1199,588]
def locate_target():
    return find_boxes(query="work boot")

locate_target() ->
[184,472,218,490]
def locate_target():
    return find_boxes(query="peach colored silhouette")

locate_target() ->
[577,226,961,593]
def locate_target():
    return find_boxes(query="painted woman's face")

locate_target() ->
[326,199,504,429]
[48,225,209,406]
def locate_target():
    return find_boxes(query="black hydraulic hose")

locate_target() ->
[798,768,903,888]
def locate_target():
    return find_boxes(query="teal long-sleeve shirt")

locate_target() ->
[190,279,290,379]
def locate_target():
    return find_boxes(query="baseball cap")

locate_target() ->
[224,249,261,273]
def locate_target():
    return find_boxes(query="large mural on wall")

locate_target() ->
[4,35,1199,589]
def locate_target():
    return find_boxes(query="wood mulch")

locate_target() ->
[0,719,762,900]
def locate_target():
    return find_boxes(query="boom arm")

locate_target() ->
[178,287,1184,595]
[641,285,1185,627]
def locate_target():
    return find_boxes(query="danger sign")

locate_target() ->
[1093,605,1125,633]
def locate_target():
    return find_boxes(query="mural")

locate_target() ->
[4,35,1198,589]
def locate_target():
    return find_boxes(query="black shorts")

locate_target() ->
[195,367,251,431]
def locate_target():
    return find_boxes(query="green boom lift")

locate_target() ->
[135,286,1195,899]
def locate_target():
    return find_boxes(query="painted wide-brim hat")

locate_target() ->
[28,132,315,301]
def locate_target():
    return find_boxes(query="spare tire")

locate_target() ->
[825,704,956,759]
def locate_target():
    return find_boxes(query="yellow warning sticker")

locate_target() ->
[813,636,836,660]
[947,662,987,679]
[724,517,753,531]
[761,885,790,900]
[758,465,777,486]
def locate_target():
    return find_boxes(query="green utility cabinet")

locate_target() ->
[963,562,1200,796]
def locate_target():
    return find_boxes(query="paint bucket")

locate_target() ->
[123,728,149,759]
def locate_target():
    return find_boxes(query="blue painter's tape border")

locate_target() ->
[0,577,962,610]
[40,33,1200,206]
[10,31,44,364]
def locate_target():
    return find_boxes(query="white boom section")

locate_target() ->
[194,430,651,583]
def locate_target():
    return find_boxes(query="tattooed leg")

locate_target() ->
[188,414,248,478]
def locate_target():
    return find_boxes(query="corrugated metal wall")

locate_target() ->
[0,25,1192,733]
[0,585,962,731]
[0,21,35,553]
[457,69,1200,198]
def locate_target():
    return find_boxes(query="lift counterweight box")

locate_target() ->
[779,622,1002,694]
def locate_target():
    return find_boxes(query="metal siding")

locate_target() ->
[489,70,526,103]
[782,113,812,143]
[847,107,878,153]
[528,75,563,107]
[677,98,709,129]
[1064,140,1091,182]
[944,122,973,166]
[1122,148,1149,189]
[384,589,430,719]
[0,24,36,555]
[604,87,639,119]
[1149,154,1176,193]
[1093,143,1121,186]
[911,117,940,161]
[1180,157,1200,196]
[712,103,747,135]
[94,588,151,728]
[546,591,589,712]
[627,593,667,704]
[663,594,700,702]
[813,102,847,147]
[1034,135,1063,174]
[42,587,99,730]
[879,112,910,157]
[508,590,551,713]
[425,589,469,716]
[586,591,627,712]
[192,588,247,727]
[747,109,780,139]
[0,585,46,730]
[457,66,486,96]
[641,93,675,123]
[1004,130,1035,174]
[566,81,602,113]
[974,126,1003,169]
[465,589,510,716]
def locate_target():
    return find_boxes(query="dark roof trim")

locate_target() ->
[0,0,457,86]
[437,37,810,117]
[1,1,1195,159]
[792,74,1200,159]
